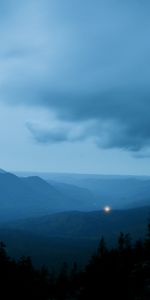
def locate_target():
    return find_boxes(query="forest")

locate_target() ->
[1,223,150,299]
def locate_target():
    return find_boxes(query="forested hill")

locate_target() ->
[1,226,150,299]
[7,206,150,242]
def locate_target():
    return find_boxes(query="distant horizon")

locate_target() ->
[11,169,150,178]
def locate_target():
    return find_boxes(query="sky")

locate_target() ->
[0,0,150,175]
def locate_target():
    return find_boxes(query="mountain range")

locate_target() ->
[0,168,150,269]
[1,206,150,270]
[0,169,150,222]
[0,170,97,222]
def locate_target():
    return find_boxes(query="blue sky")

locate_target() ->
[0,0,150,174]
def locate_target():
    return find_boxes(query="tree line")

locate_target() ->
[1,224,150,299]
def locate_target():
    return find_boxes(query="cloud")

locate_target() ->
[26,121,90,144]
[1,0,150,153]
[26,110,150,155]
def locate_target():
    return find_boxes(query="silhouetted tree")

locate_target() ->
[97,236,107,258]
[1,220,150,299]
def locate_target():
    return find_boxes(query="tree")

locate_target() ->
[97,237,107,258]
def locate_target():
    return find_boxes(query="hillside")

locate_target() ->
[5,206,150,242]
[0,171,97,222]
[54,175,150,208]
[17,172,150,209]
[1,206,150,270]
[0,228,96,270]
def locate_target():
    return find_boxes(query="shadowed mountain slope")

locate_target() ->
[0,171,97,221]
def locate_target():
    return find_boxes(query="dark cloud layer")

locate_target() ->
[0,0,150,154]
[26,121,89,144]
[25,88,150,153]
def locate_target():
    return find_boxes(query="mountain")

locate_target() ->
[1,169,150,223]
[0,171,97,222]
[15,172,150,208]
[44,173,150,208]
[0,172,60,221]
[47,180,98,210]
[6,206,150,242]
[0,168,7,174]
[76,177,150,208]
[14,171,150,209]
[1,206,150,270]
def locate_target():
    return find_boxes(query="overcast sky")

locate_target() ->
[0,0,150,175]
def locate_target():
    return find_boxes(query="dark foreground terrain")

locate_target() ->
[0,206,150,270]
[1,225,150,299]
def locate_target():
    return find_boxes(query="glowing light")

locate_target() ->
[103,206,111,213]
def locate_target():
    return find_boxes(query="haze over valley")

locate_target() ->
[0,168,149,270]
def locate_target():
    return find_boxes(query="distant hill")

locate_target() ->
[48,180,98,210]
[1,206,150,270]
[0,171,97,222]
[1,169,150,223]
[0,168,7,174]
[76,177,150,208]
[6,206,150,242]
[0,172,58,221]
[45,174,150,208]
[15,171,150,209]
